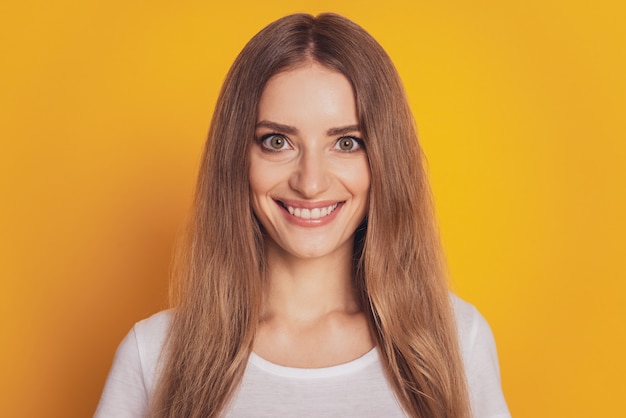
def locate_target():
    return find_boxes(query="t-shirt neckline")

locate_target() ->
[249,347,379,379]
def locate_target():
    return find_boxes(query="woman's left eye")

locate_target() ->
[335,136,363,152]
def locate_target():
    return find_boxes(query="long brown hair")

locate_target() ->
[151,13,471,418]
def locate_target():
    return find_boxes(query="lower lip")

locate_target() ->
[277,202,343,227]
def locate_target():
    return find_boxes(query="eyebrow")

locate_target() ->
[255,121,298,134]
[256,120,361,136]
[327,125,360,136]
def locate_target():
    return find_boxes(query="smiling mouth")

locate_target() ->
[276,201,341,220]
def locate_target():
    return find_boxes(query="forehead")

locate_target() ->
[257,63,358,129]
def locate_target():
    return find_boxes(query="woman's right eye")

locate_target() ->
[259,133,290,151]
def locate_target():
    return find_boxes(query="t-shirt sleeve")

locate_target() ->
[458,299,511,418]
[94,326,150,418]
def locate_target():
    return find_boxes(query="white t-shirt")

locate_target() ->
[94,295,511,417]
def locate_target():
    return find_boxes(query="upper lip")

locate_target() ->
[274,198,344,209]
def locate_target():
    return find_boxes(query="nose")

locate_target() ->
[288,149,330,198]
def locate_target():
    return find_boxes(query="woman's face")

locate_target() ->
[249,63,370,261]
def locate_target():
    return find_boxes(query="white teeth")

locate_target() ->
[286,203,338,220]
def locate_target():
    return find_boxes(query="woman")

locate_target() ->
[96,13,510,418]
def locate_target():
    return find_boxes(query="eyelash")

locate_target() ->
[257,133,366,153]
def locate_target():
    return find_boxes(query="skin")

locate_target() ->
[249,62,374,367]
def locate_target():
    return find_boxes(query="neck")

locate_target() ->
[261,239,360,322]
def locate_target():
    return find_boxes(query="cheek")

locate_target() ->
[248,154,268,194]
[248,157,282,215]
[249,152,292,193]
[248,169,265,213]
[341,159,371,197]
[359,167,372,194]
[248,158,262,209]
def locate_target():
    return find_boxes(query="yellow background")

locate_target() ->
[1,1,624,417]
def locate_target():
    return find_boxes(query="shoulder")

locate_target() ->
[111,309,173,369]
[449,293,511,418]
[115,310,172,367]
[94,310,173,418]
[449,292,499,373]
[450,293,489,359]
[450,292,485,329]
[133,309,172,348]
[131,309,172,382]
